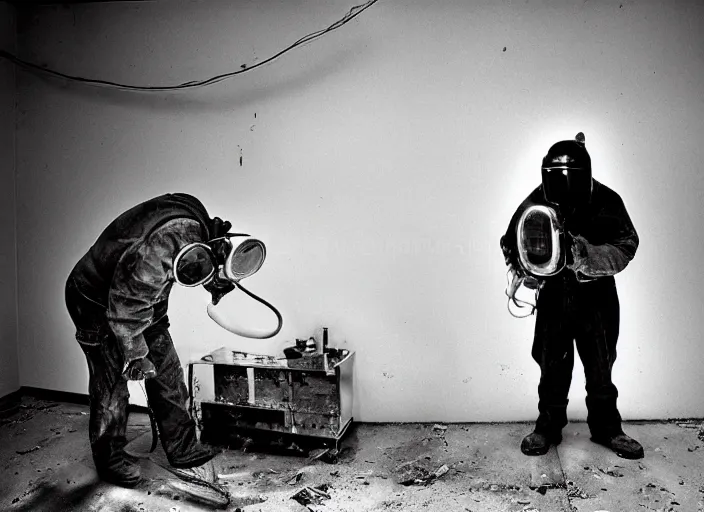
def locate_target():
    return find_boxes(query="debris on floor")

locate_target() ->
[216,470,250,481]
[597,466,624,478]
[164,479,230,509]
[307,447,331,461]
[480,482,521,492]
[290,484,332,510]
[676,422,699,429]
[396,460,450,486]
[3,398,704,512]
[16,445,41,455]
[566,481,593,499]
[306,446,344,464]
[20,401,60,411]
[530,482,565,495]
[288,471,305,485]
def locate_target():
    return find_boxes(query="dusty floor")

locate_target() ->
[0,398,702,512]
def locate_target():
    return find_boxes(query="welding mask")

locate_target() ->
[505,204,567,318]
[516,204,566,278]
[541,133,592,214]
[173,234,282,339]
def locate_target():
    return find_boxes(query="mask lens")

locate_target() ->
[175,244,215,286]
[523,210,553,265]
[543,168,569,206]
[543,168,592,208]
[227,239,265,281]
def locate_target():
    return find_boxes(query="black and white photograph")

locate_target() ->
[0,0,702,510]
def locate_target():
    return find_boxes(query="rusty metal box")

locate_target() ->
[188,348,354,447]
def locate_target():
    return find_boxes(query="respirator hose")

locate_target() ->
[505,268,539,318]
[206,283,283,339]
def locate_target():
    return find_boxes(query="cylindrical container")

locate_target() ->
[322,327,329,352]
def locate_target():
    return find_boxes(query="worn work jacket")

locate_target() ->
[500,179,639,287]
[69,193,215,367]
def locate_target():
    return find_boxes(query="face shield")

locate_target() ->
[541,135,593,213]
[541,165,592,211]
[173,234,282,339]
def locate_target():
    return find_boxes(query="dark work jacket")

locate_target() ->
[500,180,639,288]
[69,193,215,367]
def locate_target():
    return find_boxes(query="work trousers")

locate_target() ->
[531,276,623,438]
[65,277,200,470]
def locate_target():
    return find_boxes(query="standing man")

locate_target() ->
[500,133,644,459]
[65,193,237,487]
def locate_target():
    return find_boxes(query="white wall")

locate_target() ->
[15,0,704,421]
[0,1,18,399]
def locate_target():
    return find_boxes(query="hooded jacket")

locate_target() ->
[69,193,216,367]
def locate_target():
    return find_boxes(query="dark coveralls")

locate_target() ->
[501,180,639,438]
[65,193,216,472]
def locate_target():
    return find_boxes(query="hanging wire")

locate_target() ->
[0,0,379,92]
[505,268,539,318]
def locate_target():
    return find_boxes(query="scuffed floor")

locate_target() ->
[0,397,702,512]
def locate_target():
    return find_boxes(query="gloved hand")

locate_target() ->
[123,358,157,381]
[567,232,589,271]
[500,236,523,277]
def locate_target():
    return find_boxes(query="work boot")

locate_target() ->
[178,458,217,484]
[96,453,142,488]
[170,443,218,469]
[591,432,644,459]
[521,430,563,456]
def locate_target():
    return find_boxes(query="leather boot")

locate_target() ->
[591,431,644,459]
[170,442,217,469]
[96,452,141,488]
[522,405,567,456]
[521,429,563,456]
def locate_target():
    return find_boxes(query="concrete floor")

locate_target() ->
[0,397,702,512]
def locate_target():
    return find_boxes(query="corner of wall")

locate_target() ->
[0,0,20,398]
[11,0,19,393]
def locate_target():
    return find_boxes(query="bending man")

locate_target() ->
[65,193,237,487]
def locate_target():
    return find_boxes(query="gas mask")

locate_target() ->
[173,233,283,339]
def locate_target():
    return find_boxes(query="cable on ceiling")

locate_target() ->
[0,0,379,92]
